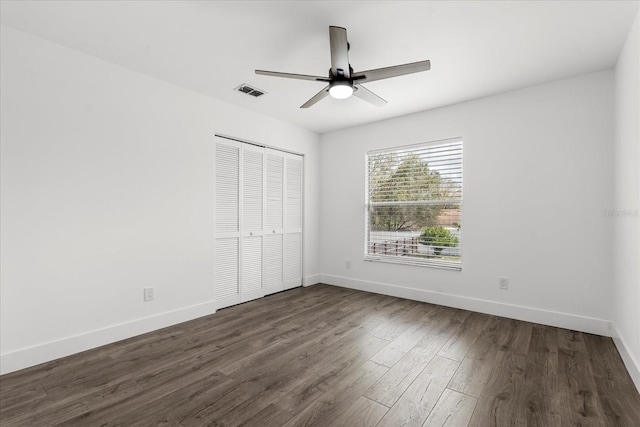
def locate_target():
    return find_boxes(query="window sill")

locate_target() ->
[364,255,462,271]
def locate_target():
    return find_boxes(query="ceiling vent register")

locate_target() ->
[235,84,266,97]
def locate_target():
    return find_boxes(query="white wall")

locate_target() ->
[320,71,615,335]
[1,20,634,384]
[0,26,320,374]
[613,11,640,389]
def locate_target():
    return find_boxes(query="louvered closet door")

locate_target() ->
[284,154,303,289]
[214,140,241,309]
[264,149,285,295]
[241,144,265,303]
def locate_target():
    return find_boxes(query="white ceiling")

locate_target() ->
[1,1,638,134]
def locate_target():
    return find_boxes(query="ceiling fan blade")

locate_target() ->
[300,85,330,108]
[352,60,431,83]
[255,70,330,82]
[353,84,387,107]
[329,26,350,78]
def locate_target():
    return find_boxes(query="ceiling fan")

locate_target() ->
[255,26,431,108]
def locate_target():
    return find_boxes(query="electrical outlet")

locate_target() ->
[499,277,509,290]
[144,287,154,301]
[346,259,351,269]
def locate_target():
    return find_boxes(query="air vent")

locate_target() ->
[235,84,266,98]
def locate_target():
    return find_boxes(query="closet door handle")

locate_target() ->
[249,232,253,236]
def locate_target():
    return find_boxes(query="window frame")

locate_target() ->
[364,137,463,271]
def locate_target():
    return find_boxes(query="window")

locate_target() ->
[365,138,463,270]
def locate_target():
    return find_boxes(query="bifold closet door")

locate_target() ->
[214,140,241,308]
[214,138,303,307]
[214,139,267,309]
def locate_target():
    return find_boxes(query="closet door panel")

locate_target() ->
[214,141,241,308]
[241,144,265,302]
[284,154,303,288]
[264,149,285,294]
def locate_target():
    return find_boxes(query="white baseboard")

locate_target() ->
[320,274,611,336]
[611,324,640,393]
[303,274,321,287]
[0,300,216,375]
[2,277,620,379]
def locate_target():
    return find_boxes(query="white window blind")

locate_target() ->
[365,138,463,270]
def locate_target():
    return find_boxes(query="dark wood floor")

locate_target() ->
[1,284,639,426]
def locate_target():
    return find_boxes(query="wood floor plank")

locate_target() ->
[437,311,490,361]
[526,326,562,424]
[81,371,236,426]
[583,333,635,385]
[593,377,640,426]
[1,284,638,427]
[216,320,337,375]
[370,307,436,367]
[371,300,428,341]
[327,396,389,427]
[365,333,450,407]
[377,355,459,427]
[221,315,385,383]
[557,328,588,353]
[463,315,502,360]
[281,360,389,427]
[557,347,607,426]
[447,344,500,398]
[178,378,268,426]
[238,403,294,427]
[496,317,533,355]
[266,334,389,414]
[467,351,528,426]
[0,349,116,411]
[424,306,473,339]
[209,335,388,425]
[423,388,477,427]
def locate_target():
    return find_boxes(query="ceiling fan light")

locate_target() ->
[329,82,353,99]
